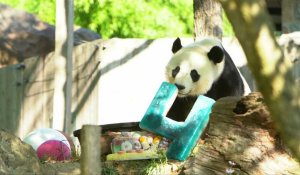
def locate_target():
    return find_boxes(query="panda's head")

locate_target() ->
[165,37,225,97]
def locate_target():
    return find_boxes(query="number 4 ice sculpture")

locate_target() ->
[139,82,215,161]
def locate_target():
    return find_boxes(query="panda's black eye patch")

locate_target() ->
[190,69,200,82]
[172,66,180,78]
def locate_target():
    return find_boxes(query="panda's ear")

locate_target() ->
[207,46,224,64]
[172,37,182,54]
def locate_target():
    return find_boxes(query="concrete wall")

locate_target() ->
[96,37,254,125]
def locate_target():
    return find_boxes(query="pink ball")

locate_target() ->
[23,128,73,161]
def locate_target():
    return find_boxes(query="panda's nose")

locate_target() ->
[175,83,185,90]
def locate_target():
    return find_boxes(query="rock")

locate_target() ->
[278,32,300,63]
[0,3,101,67]
[0,129,42,174]
[0,3,55,64]
[74,27,101,45]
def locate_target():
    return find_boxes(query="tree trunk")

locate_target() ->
[282,0,300,33]
[52,0,73,134]
[193,0,223,40]
[217,0,300,161]
[184,93,300,174]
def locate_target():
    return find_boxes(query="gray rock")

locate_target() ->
[278,32,300,63]
[0,129,42,174]
[0,3,55,61]
[74,27,101,45]
[0,3,101,67]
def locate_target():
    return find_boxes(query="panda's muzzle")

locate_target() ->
[175,83,185,90]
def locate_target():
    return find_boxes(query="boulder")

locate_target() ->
[0,3,101,67]
[278,32,300,63]
[0,129,42,174]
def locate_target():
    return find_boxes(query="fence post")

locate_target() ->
[80,125,101,175]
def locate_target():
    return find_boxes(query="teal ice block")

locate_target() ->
[139,82,215,161]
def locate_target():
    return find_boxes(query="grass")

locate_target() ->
[102,165,119,175]
[141,151,168,174]
[100,151,185,175]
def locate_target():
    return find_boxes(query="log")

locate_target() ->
[184,92,300,174]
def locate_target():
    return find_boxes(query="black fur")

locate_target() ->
[172,37,182,54]
[190,69,200,82]
[207,46,224,64]
[204,49,244,100]
[172,66,180,78]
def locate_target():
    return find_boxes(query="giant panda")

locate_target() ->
[165,37,250,121]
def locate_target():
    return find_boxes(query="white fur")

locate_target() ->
[166,38,225,97]
[236,67,251,96]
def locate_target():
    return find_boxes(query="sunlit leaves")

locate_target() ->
[0,0,234,38]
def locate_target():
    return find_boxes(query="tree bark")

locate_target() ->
[217,0,300,161]
[52,0,73,134]
[193,0,223,40]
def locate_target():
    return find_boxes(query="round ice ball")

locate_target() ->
[23,128,73,161]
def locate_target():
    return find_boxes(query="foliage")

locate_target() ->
[0,0,234,38]
[0,0,56,24]
[73,0,195,39]
[223,12,235,36]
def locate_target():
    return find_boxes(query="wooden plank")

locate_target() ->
[72,42,100,130]
[42,53,55,131]
[21,56,53,138]
[0,64,23,135]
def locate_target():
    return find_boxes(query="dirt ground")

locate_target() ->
[40,158,184,175]
[41,161,81,175]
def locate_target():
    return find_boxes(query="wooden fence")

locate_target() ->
[0,41,101,138]
[0,38,299,138]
